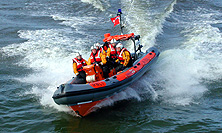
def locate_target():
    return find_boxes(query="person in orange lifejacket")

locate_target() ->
[102,41,109,54]
[94,42,102,52]
[115,43,132,72]
[107,39,117,59]
[72,52,87,84]
[88,46,104,65]
[88,46,109,78]
[104,39,118,69]
[94,42,106,57]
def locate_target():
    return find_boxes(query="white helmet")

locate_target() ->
[116,43,123,49]
[91,45,96,50]
[75,52,81,57]
[110,39,117,44]
[94,43,100,47]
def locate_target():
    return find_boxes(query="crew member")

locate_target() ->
[102,41,109,54]
[72,52,87,84]
[88,46,109,78]
[94,42,102,52]
[88,46,103,65]
[115,43,132,72]
[105,39,118,69]
[107,39,117,59]
[94,42,108,62]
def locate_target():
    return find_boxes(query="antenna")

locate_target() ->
[117,9,124,35]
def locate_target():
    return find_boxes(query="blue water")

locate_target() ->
[0,0,222,132]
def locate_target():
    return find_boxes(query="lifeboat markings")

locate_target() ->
[90,81,106,88]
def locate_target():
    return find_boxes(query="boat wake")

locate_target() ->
[122,0,177,50]
[147,1,222,105]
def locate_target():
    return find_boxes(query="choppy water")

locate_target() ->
[1,0,222,132]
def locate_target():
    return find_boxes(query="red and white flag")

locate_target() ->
[110,16,120,27]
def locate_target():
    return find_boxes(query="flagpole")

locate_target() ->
[117,9,123,35]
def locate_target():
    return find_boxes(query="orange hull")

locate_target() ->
[69,100,103,117]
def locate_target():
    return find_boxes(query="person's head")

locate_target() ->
[116,43,123,52]
[75,52,82,60]
[94,43,101,50]
[110,39,117,47]
[91,46,97,54]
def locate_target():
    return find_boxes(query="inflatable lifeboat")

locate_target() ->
[52,33,159,117]
[52,9,160,117]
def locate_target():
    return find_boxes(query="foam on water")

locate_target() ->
[1,3,107,111]
[181,8,222,81]
[151,49,207,105]
[121,0,177,51]
[1,29,83,112]
[51,15,106,37]
[96,87,141,108]
[148,4,222,105]
[81,0,110,11]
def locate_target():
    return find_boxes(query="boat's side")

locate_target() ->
[53,47,159,107]
[69,47,160,116]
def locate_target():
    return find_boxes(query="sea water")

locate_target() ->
[0,0,222,132]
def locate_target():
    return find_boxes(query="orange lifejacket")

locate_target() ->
[109,44,116,58]
[72,58,86,71]
[90,50,101,63]
[117,48,130,63]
